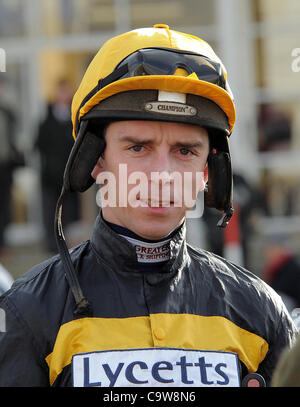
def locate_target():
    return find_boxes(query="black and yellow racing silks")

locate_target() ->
[0,214,296,387]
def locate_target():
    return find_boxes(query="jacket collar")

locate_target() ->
[90,211,189,275]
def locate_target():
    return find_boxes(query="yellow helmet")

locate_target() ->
[63,24,235,227]
[72,24,235,140]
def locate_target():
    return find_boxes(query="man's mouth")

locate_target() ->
[140,199,174,207]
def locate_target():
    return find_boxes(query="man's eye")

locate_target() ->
[179,148,193,156]
[130,145,144,152]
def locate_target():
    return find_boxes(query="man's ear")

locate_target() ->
[204,164,208,184]
[197,164,208,192]
[91,156,105,180]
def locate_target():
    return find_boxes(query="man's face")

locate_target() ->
[92,120,209,239]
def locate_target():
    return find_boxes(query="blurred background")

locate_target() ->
[0,0,300,319]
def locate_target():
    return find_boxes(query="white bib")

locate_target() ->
[72,347,240,387]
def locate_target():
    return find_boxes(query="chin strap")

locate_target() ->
[217,206,234,228]
[54,187,93,316]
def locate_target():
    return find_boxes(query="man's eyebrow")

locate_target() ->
[119,136,154,145]
[119,136,205,148]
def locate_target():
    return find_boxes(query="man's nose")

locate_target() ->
[150,150,173,175]
[149,151,175,190]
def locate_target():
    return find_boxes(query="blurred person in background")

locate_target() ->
[35,78,80,253]
[203,172,264,268]
[0,78,24,258]
[258,105,292,152]
[272,334,300,387]
[262,234,300,313]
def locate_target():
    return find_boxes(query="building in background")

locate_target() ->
[0,0,300,279]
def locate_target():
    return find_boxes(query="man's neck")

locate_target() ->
[100,211,183,265]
